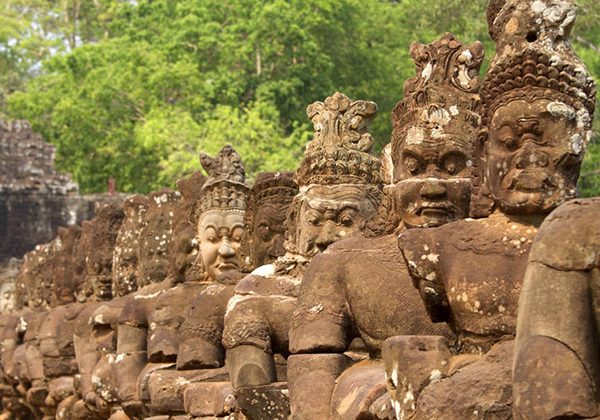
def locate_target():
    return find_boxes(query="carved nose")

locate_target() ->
[315,222,339,252]
[515,145,549,169]
[218,240,236,258]
[420,181,447,199]
[270,235,285,258]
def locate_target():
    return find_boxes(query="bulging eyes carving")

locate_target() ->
[404,155,421,175]
[442,153,466,175]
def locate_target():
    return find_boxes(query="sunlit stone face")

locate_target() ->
[296,184,378,257]
[486,98,586,214]
[391,129,473,228]
[198,210,245,281]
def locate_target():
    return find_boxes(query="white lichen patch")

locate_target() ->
[531,0,546,15]
[134,290,163,300]
[175,376,190,386]
[547,101,576,121]
[426,253,439,263]
[429,369,442,383]
[226,294,252,315]
[406,126,425,145]
[421,62,435,82]
[308,303,324,314]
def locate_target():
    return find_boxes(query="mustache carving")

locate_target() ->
[413,200,460,219]
[504,169,557,192]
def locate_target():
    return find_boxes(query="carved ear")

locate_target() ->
[469,128,494,217]
[283,195,302,254]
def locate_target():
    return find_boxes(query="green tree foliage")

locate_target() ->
[2,0,600,195]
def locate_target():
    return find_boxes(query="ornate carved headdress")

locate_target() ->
[471,0,596,215]
[481,0,595,126]
[390,33,484,183]
[297,92,382,186]
[197,145,250,213]
[245,172,298,218]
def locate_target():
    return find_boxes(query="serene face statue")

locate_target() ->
[390,129,472,228]
[486,98,585,214]
[0,282,15,313]
[250,201,289,267]
[198,210,245,281]
[296,184,379,257]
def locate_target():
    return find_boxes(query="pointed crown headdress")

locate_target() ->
[390,32,484,183]
[197,145,249,213]
[481,0,595,126]
[296,92,382,186]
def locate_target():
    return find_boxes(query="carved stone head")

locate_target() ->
[241,172,298,271]
[79,204,124,301]
[168,171,206,283]
[137,189,180,287]
[0,258,20,314]
[48,225,83,307]
[286,92,382,257]
[479,0,596,215]
[15,242,52,309]
[112,194,148,296]
[196,145,249,282]
[390,33,484,228]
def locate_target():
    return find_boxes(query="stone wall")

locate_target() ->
[0,120,126,264]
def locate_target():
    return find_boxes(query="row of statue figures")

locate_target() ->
[0,0,599,418]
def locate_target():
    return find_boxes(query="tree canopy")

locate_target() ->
[1,0,599,195]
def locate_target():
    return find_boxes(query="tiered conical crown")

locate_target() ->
[390,32,484,183]
[481,0,595,127]
[197,145,250,213]
[296,92,382,186]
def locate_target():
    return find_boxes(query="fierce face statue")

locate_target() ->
[486,97,588,214]
[295,184,380,257]
[390,109,474,228]
[249,201,289,268]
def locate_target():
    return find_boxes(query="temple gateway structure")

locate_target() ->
[0,0,597,419]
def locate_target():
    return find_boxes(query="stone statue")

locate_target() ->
[112,194,149,297]
[512,197,600,419]
[384,1,596,418]
[0,259,20,315]
[287,32,483,419]
[32,204,124,418]
[240,172,298,272]
[115,146,248,418]
[105,189,178,413]
[69,181,201,419]
[0,243,53,419]
[223,92,383,419]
